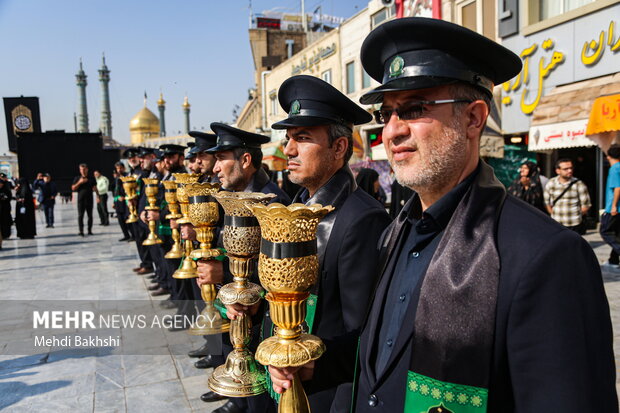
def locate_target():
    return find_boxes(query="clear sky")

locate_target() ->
[0,0,366,155]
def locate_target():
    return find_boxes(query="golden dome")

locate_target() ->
[130,107,160,133]
[157,93,166,106]
[182,96,190,108]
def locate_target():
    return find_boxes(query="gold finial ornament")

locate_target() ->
[162,180,183,259]
[208,192,276,398]
[120,176,139,224]
[250,203,334,413]
[142,178,163,246]
[171,173,202,279]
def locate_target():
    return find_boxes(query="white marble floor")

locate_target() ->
[0,202,226,412]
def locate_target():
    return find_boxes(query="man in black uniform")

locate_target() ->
[71,163,97,236]
[113,161,133,241]
[132,147,157,276]
[242,75,392,413]
[313,18,616,413]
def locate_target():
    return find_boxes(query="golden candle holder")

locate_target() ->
[142,178,163,246]
[185,182,230,336]
[120,176,139,224]
[249,203,333,413]
[172,173,201,279]
[162,180,183,259]
[208,191,275,398]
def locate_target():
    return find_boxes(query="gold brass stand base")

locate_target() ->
[255,334,325,368]
[208,350,267,397]
[218,282,263,307]
[164,246,184,259]
[188,305,230,335]
[126,216,138,224]
[142,235,163,246]
[173,259,197,279]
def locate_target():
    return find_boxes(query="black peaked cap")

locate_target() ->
[188,131,218,155]
[272,75,372,130]
[207,123,270,153]
[137,146,155,157]
[153,149,164,162]
[359,17,522,104]
[122,148,140,159]
[159,144,186,156]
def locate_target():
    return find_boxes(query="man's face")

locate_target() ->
[43,176,50,183]
[196,152,216,175]
[79,166,88,176]
[164,153,183,170]
[155,160,166,174]
[213,150,245,191]
[186,157,198,173]
[128,156,139,168]
[115,164,125,174]
[283,125,342,190]
[380,86,471,191]
[140,154,155,170]
[556,161,574,180]
[94,171,100,179]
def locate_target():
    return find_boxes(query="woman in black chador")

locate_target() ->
[507,160,547,213]
[14,178,36,239]
[0,178,12,240]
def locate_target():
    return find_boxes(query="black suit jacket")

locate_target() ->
[346,195,617,412]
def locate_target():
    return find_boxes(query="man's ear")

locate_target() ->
[333,136,348,160]
[241,152,253,169]
[465,101,489,140]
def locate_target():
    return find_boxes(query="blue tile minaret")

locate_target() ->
[75,59,89,133]
[182,96,190,134]
[157,93,166,136]
[98,54,112,139]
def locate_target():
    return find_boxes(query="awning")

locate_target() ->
[529,72,620,151]
[586,93,620,135]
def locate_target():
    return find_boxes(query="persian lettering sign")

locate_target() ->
[501,4,620,134]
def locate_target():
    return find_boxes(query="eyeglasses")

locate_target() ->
[373,99,473,124]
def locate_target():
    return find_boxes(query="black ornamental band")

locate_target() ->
[224,215,258,228]
[188,195,216,204]
[260,238,317,259]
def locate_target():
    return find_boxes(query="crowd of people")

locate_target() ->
[1,17,618,412]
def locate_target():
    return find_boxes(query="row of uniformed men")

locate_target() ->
[117,17,617,413]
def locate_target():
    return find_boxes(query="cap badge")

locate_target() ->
[389,56,405,78]
[290,100,301,115]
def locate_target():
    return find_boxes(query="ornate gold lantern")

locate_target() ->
[250,203,333,413]
[120,176,139,224]
[185,182,229,336]
[171,173,201,279]
[142,178,163,246]
[208,191,275,398]
[162,180,183,259]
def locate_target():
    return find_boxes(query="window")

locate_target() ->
[455,0,495,39]
[346,62,355,94]
[371,5,396,29]
[321,69,332,85]
[362,68,371,89]
[539,0,593,20]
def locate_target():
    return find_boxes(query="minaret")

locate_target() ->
[157,93,166,136]
[75,59,89,133]
[182,95,190,134]
[98,54,112,139]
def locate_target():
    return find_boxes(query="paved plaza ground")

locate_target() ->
[0,201,619,412]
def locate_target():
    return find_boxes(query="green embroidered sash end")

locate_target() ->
[404,371,488,413]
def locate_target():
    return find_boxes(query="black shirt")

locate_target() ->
[373,168,478,375]
[72,175,96,202]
